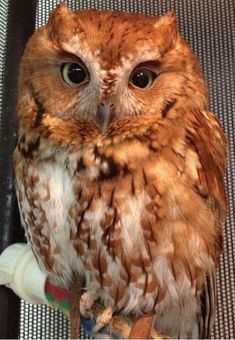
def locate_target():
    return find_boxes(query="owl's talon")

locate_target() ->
[91,306,113,334]
[80,291,95,317]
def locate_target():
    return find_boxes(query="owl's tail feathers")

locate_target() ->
[69,275,83,340]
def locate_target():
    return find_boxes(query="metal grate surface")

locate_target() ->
[0,1,9,114]
[0,0,233,339]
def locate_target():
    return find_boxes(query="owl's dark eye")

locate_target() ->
[61,62,89,86]
[130,69,156,89]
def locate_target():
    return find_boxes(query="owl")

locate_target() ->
[14,3,227,339]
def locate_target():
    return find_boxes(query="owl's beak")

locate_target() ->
[96,102,115,132]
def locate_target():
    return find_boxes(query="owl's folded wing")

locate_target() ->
[199,271,217,339]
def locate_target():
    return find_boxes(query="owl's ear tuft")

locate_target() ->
[55,2,72,15]
[154,12,178,54]
[48,2,72,23]
[47,3,74,42]
[157,11,177,25]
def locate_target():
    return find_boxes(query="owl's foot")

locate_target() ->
[79,291,96,318]
[91,306,113,334]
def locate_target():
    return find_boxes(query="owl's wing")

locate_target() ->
[186,110,227,219]
[199,272,217,339]
[186,110,226,338]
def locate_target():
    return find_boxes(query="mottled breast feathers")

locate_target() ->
[14,4,227,339]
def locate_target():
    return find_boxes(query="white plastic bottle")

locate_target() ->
[0,243,48,305]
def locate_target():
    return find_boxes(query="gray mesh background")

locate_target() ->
[0,0,233,339]
[0,1,9,114]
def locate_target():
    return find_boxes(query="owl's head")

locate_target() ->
[19,4,208,133]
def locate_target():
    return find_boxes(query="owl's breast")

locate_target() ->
[66,140,216,314]
[15,135,217,314]
[14,147,85,284]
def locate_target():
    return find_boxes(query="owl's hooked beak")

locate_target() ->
[95,102,115,132]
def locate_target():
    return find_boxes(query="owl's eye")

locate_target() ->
[61,62,89,86]
[130,69,156,89]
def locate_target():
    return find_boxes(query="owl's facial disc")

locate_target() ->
[22,7,207,134]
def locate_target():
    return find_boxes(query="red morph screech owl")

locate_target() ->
[14,4,227,339]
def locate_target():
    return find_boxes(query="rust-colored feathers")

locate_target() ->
[14,4,227,338]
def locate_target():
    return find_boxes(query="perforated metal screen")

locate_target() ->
[0,1,234,339]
